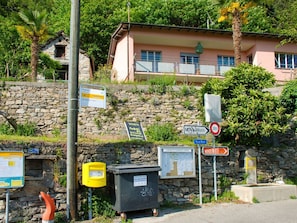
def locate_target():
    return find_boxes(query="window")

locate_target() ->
[217,55,235,67]
[55,45,66,58]
[141,50,161,72]
[275,53,297,69]
[180,53,199,65]
[180,53,199,74]
[247,54,253,65]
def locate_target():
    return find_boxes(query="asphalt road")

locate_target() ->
[119,199,297,223]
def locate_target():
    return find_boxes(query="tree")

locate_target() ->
[217,0,270,65]
[199,63,289,146]
[15,10,50,81]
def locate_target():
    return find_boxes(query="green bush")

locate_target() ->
[280,79,297,114]
[148,75,175,95]
[145,123,178,141]
[0,123,14,135]
[0,121,37,136]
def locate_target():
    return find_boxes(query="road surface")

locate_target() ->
[119,199,297,223]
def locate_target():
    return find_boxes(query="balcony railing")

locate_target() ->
[135,60,233,76]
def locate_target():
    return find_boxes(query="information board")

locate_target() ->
[80,84,106,109]
[158,146,196,179]
[0,151,25,188]
[124,121,146,141]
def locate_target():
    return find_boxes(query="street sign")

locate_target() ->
[209,122,221,136]
[202,146,229,156]
[194,139,207,145]
[183,125,209,135]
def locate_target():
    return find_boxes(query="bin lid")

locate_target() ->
[107,164,161,174]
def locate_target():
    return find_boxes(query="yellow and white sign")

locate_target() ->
[0,151,24,188]
[80,85,106,109]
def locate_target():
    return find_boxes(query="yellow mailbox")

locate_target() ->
[82,162,106,188]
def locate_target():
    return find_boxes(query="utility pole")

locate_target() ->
[67,0,80,221]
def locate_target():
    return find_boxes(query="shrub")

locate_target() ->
[280,79,297,114]
[145,123,178,141]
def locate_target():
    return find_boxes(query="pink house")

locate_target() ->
[108,23,297,85]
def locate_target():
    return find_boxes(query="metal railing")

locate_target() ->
[135,60,233,76]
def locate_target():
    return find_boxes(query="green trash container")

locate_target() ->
[107,164,161,220]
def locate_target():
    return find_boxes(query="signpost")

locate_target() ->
[183,125,209,135]
[202,146,229,156]
[185,124,209,205]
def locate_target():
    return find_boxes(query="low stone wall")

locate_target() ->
[0,140,297,222]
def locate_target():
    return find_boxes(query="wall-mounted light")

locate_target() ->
[195,42,204,54]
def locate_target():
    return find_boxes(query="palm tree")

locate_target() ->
[217,1,263,66]
[15,10,50,81]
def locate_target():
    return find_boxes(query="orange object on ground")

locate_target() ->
[40,191,55,223]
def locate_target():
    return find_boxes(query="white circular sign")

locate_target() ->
[209,122,221,136]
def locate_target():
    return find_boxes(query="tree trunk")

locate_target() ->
[31,36,39,82]
[232,9,242,66]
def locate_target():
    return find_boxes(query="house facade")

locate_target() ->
[41,31,93,81]
[108,22,297,85]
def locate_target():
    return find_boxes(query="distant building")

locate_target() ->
[108,22,297,85]
[41,31,93,81]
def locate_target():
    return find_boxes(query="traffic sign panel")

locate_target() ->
[194,139,207,145]
[202,146,229,156]
[209,122,221,136]
[183,125,209,135]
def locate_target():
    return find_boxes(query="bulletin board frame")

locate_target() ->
[158,146,196,179]
[0,151,25,188]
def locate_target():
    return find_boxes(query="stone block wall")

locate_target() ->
[0,82,296,222]
[0,82,201,137]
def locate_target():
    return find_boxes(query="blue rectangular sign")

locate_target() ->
[194,139,207,145]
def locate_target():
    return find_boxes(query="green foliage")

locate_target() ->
[148,75,175,95]
[284,177,297,185]
[0,124,14,135]
[39,53,62,79]
[54,212,67,223]
[59,174,67,187]
[145,123,178,141]
[252,197,260,203]
[199,63,288,146]
[16,122,38,136]
[183,99,194,110]
[93,64,112,83]
[217,191,239,203]
[280,79,297,114]
[90,192,116,218]
[0,121,38,136]
[219,175,232,192]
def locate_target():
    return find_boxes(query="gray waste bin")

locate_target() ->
[107,164,161,219]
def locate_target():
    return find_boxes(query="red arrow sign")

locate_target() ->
[202,147,229,156]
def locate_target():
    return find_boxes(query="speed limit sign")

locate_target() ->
[209,122,221,136]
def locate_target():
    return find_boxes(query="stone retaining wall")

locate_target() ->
[0,82,296,222]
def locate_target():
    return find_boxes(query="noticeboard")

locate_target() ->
[79,84,106,109]
[124,121,146,141]
[158,146,196,179]
[0,151,25,188]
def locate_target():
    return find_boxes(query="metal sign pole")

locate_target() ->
[5,189,9,223]
[88,188,92,220]
[212,135,218,200]
[198,144,202,205]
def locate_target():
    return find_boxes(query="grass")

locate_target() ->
[0,134,128,144]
